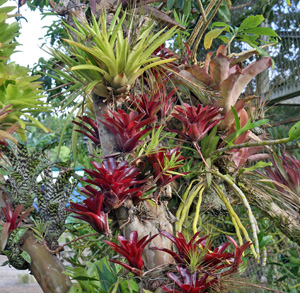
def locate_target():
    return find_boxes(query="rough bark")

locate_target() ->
[92,94,119,156]
[239,180,300,246]
[21,230,72,293]
[116,200,174,270]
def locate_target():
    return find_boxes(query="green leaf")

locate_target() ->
[1,260,9,266]
[23,114,49,133]
[288,121,300,141]
[69,285,82,293]
[238,161,272,176]
[204,28,226,49]
[239,15,264,31]
[232,106,241,131]
[183,0,191,15]
[20,251,31,263]
[244,27,279,37]
[167,0,175,10]
[217,4,231,23]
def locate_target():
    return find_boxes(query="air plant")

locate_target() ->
[72,116,100,147]
[82,158,145,210]
[259,151,300,199]
[1,203,33,235]
[66,193,109,235]
[162,266,214,293]
[131,85,177,121]
[171,103,223,142]
[104,231,158,276]
[100,109,156,152]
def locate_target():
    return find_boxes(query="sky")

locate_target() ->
[10,6,59,67]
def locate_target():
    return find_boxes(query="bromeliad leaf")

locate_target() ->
[288,120,300,141]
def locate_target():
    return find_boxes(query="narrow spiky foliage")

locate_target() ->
[99,109,156,152]
[153,231,251,274]
[131,86,177,121]
[162,266,213,293]
[72,115,100,147]
[66,192,108,235]
[104,231,158,276]
[261,152,300,196]
[146,147,187,201]
[171,103,223,142]
[82,158,145,211]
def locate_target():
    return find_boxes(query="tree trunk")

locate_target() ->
[21,230,72,293]
[92,93,175,270]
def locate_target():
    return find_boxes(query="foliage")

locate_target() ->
[50,6,178,99]
[104,231,158,276]
[1,1,300,292]
[205,14,280,54]
[0,0,50,141]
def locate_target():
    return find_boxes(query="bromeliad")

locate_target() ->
[82,158,145,210]
[100,109,156,153]
[66,193,109,235]
[104,231,158,276]
[171,103,223,142]
[0,202,33,251]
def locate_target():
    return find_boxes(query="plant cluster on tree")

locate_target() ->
[0,0,300,292]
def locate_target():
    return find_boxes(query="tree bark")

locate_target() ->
[239,180,300,246]
[21,230,72,293]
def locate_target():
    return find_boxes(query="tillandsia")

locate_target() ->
[130,85,177,121]
[102,230,251,290]
[152,231,251,274]
[146,147,187,201]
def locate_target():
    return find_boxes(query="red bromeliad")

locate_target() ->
[99,109,156,152]
[131,86,176,121]
[162,266,215,293]
[72,116,100,147]
[66,193,109,235]
[260,152,300,196]
[82,158,145,210]
[153,231,251,275]
[171,103,223,142]
[104,231,158,276]
[152,231,208,267]
[1,202,32,234]
[1,202,33,251]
